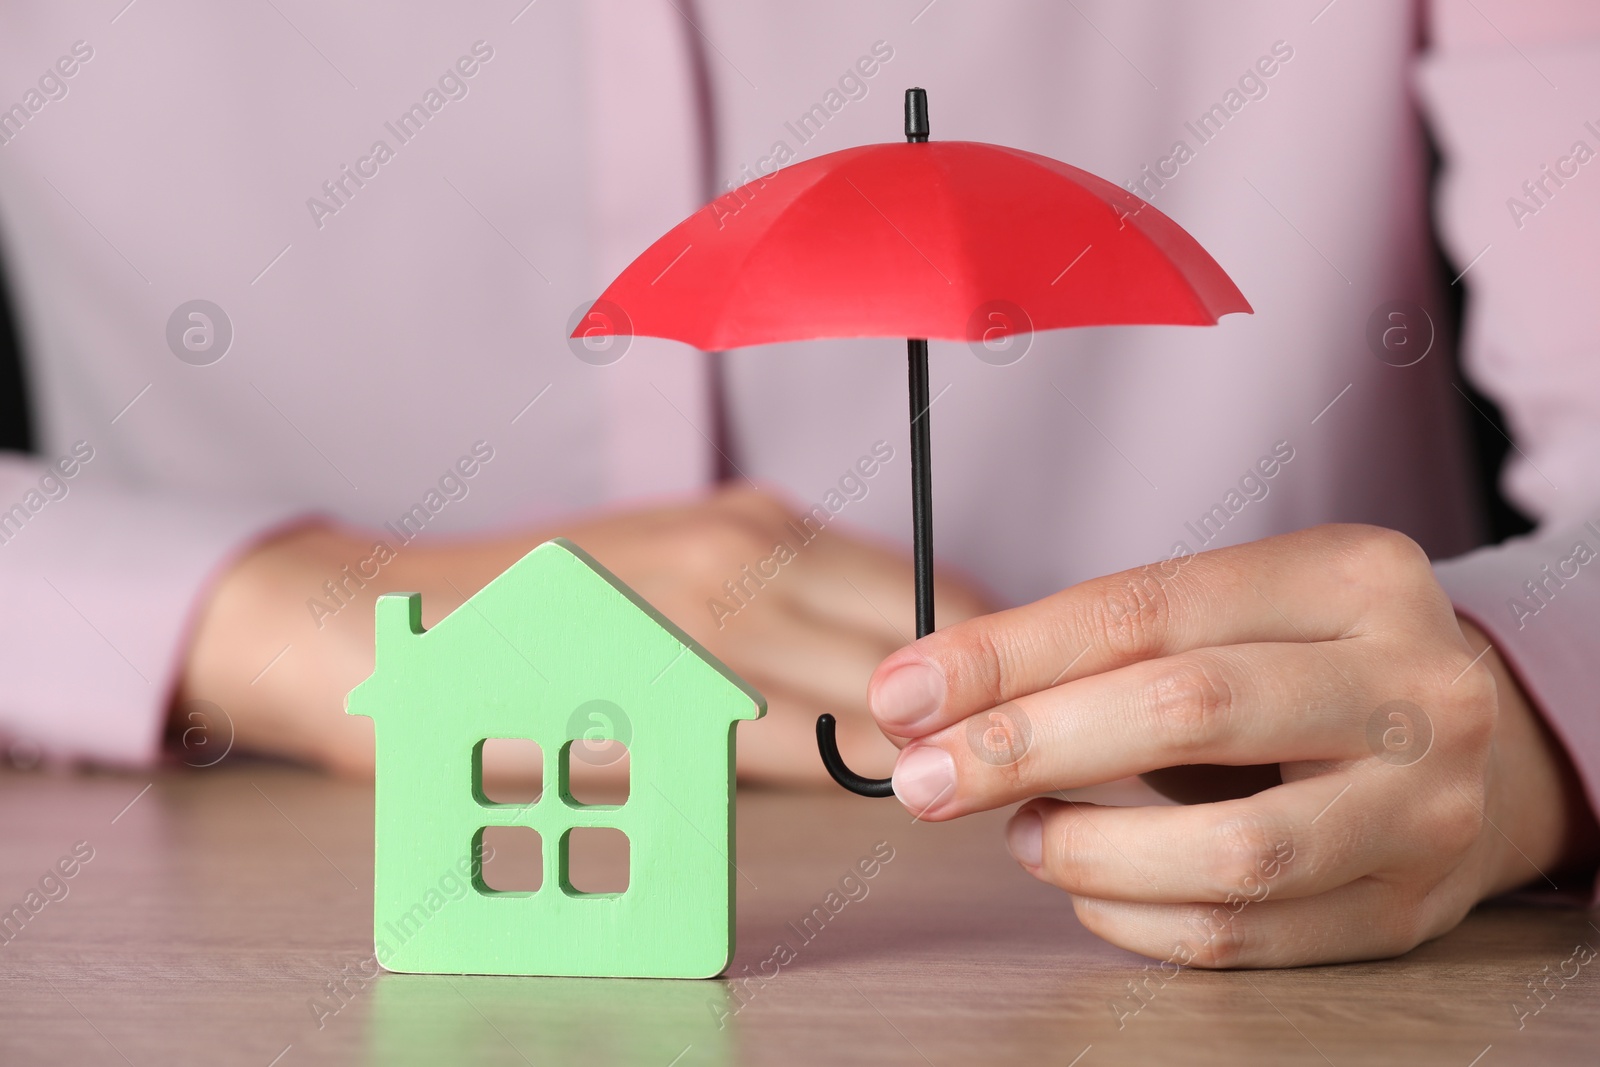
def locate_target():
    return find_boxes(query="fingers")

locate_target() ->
[1069,878,1456,969]
[627,485,907,701]
[1020,762,1479,967]
[702,485,990,642]
[888,641,1374,818]
[868,525,1441,740]
[784,521,994,640]
[784,527,916,633]
[1000,774,1403,905]
[725,598,898,718]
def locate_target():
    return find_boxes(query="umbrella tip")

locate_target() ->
[904,87,929,143]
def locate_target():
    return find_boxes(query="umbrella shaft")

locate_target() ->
[908,338,934,639]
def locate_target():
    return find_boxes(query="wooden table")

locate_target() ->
[1,763,1596,1066]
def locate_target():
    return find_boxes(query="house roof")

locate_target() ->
[346,537,765,724]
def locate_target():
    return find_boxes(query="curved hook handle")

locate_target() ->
[816,714,895,798]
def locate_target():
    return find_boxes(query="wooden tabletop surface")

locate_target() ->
[2,762,1597,1066]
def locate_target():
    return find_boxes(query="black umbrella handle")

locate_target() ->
[905,88,936,642]
[815,89,936,799]
[816,715,895,798]
[908,336,935,640]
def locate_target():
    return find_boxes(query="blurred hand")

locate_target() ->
[866,524,1599,967]
[178,486,992,785]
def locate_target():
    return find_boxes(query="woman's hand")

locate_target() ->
[177,486,991,785]
[867,524,1599,967]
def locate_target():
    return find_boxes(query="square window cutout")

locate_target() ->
[474,825,542,894]
[561,738,629,807]
[561,827,629,895]
[474,738,543,806]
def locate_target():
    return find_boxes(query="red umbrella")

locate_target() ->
[576,89,1251,796]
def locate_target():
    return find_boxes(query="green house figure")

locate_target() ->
[346,538,765,978]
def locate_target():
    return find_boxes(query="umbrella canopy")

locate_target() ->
[578,141,1249,351]
[575,89,1250,798]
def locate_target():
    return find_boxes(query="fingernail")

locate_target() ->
[871,661,946,730]
[892,746,957,814]
[1007,809,1043,868]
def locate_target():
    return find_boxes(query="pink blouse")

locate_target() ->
[0,2,1595,844]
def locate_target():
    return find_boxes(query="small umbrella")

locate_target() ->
[575,89,1251,797]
